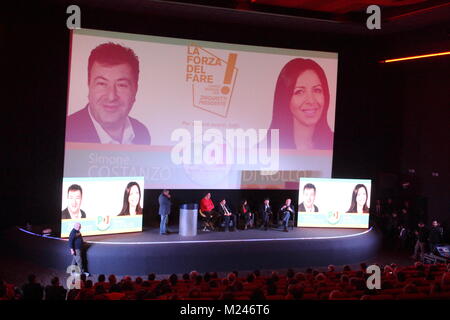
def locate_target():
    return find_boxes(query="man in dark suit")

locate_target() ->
[259,198,273,231]
[217,199,237,232]
[158,189,172,235]
[298,183,319,212]
[279,198,295,232]
[66,42,151,145]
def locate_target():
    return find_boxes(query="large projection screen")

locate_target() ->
[63,29,338,189]
[61,177,144,237]
[297,178,372,228]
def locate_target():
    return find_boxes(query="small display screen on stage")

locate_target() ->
[63,28,338,189]
[297,178,371,228]
[60,177,144,237]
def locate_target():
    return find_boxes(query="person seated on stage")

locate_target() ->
[199,192,219,231]
[259,198,273,231]
[279,198,295,232]
[217,199,237,232]
[62,184,87,219]
[238,199,254,230]
[298,183,319,212]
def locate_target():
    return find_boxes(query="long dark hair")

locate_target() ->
[346,184,369,213]
[240,199,249,213]
[268,58,333,149]
[118,182,142,216]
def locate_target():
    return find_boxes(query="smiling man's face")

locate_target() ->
[88,62,137,129]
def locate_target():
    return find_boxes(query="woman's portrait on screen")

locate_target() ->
[346,184,370,214]
[118,181,143,216]
[269,58,334,151]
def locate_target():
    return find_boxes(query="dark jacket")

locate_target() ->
[68,228,83,250]
[279,204,295,216]
[65,106,151,145]
[62,208,86,219]
[259,204,273,216]
[429,226,443,244]
[238,204,251,215]
[45,285,67,300]
[416,226,429,243]
[217,203,234,216]
[298,202,319,212]
[158,193,172,216]
[22,283,43,301]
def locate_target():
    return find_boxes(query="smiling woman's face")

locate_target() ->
[128,185,140,207]
[356,187,367,208]
[289,69,324,127]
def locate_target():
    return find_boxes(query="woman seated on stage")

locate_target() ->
[238,200,254,230]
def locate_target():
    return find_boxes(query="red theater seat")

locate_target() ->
[360,294,395,300]
[302,293,319,300]
[417,286,431,293]
[396,293,428,300]
[348,290,365,298]
[200,292,221,299]
[428,292,450,299]
[380,288,403,295]
[330,296,359,300]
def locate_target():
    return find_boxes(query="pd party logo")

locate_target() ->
[186,44,238,118]
[96,216,111,231]
[327,211,341,225]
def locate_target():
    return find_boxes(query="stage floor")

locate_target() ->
[84,226,370,244]
[5,226,381,275]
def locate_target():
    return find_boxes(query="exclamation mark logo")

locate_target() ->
[221,53,237,95]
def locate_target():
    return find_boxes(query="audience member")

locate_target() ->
[249,288,266,300]
[44,277,66,300]
[6,256,450,301]
[21,274,43,301]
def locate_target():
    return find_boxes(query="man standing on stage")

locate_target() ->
[259,198,273,231]
[158,189,172,235]
[69,222,89,276]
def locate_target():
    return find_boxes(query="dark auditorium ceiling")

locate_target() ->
[163,0,450,19]
[47,0,450,35]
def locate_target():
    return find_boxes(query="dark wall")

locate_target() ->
[2,1,448,229]
[369,25,450,224]
[389,58,449,222]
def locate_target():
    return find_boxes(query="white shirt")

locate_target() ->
[88,107,136,144]
[305,205,315,212]
[222,204,230,215]
[69,211,82,219]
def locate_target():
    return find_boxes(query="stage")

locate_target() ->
[3,226,381,275]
